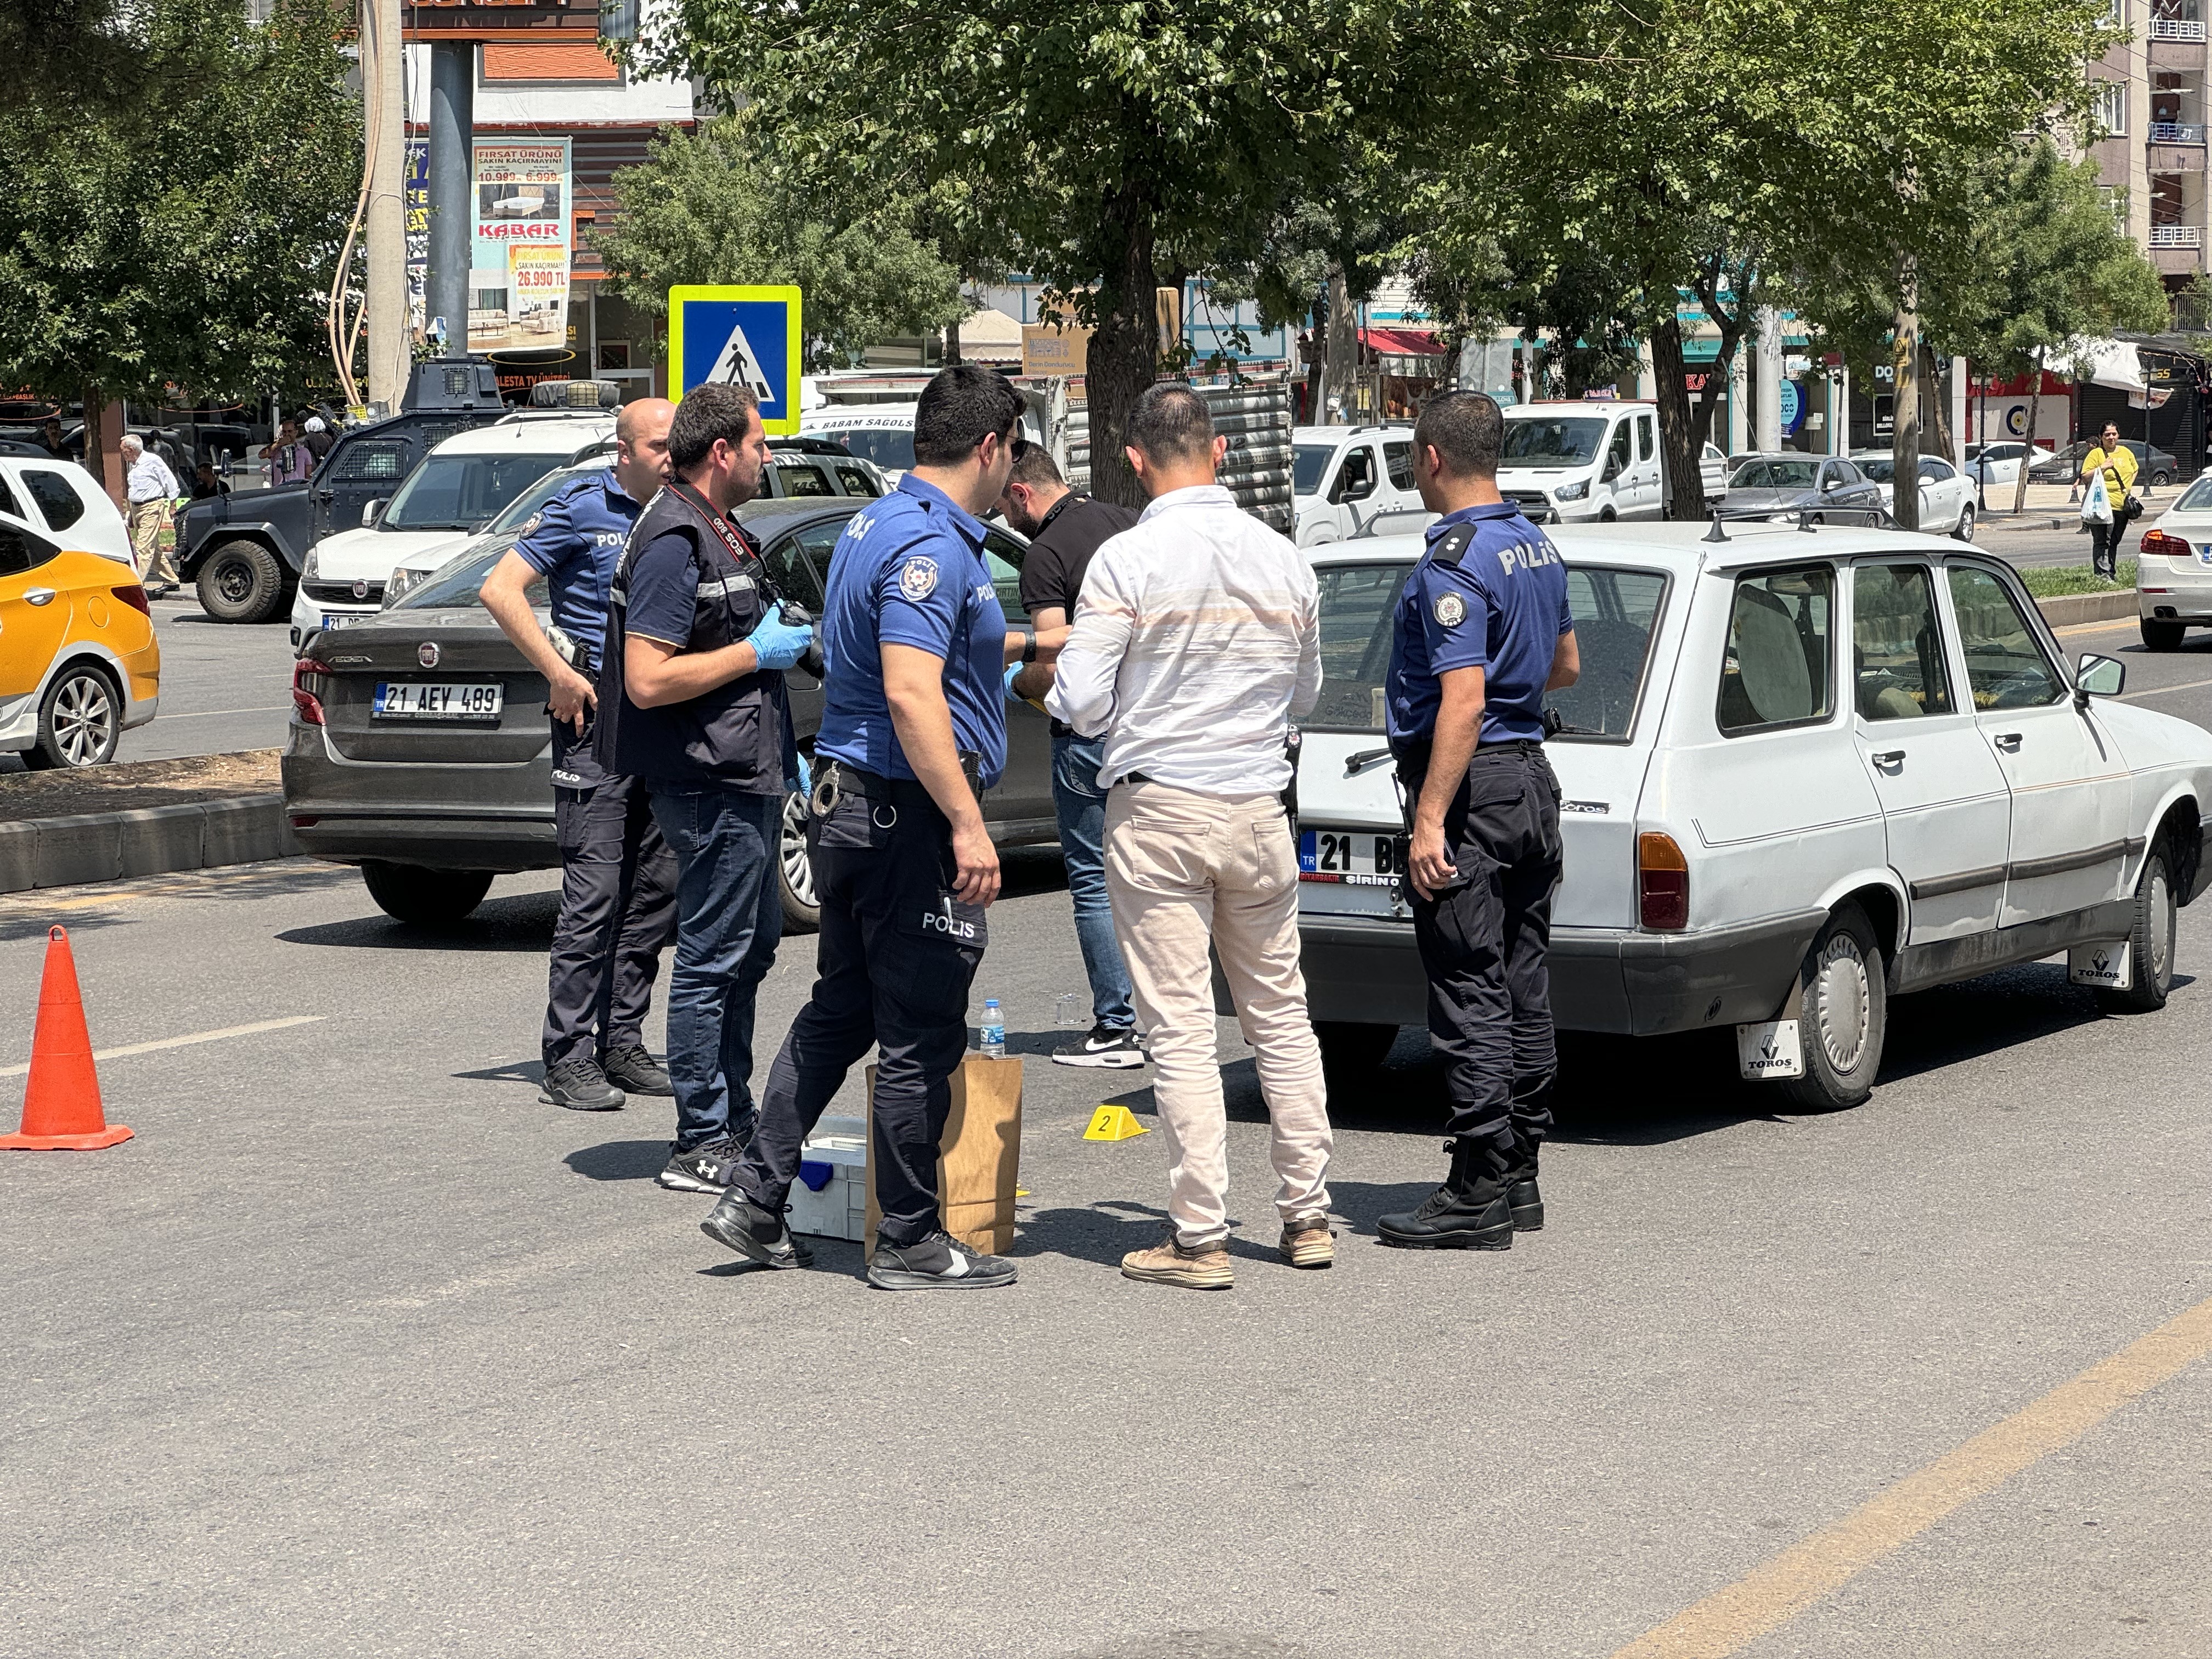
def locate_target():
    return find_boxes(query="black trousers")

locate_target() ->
[543,716,678,1066]
[735,778,985,1248]
[1403,743,1564,1154]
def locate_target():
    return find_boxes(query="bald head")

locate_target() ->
[613,398,675,503]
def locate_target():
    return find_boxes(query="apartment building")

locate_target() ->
[2091,0,2207,287]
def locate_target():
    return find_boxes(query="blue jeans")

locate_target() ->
[647,787,784,1151]
[1053,731,1136,1030]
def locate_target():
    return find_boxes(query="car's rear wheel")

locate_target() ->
[24,663,121,770]
[361,862,494,927]
[2153,470,2174,489]
[2141,618,2186,652]
[2096,843,2176,1014]
[777,790,821,932]
[196,538,287,624]
[1777,902,1886,1111]
[1954,503,1975,542]
[1314,1021,1397,1093]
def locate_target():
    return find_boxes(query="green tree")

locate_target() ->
[635,1,1435,503]
[0,0,359,456]
[590,119,966,372]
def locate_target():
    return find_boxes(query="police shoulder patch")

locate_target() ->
[519,512,543,537]
[899,555,939,600]
[1433,590,1468,628]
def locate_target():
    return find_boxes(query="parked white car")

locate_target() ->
[1289,523,2211,1108]
[0,456,133,565]
[1965,441,2033,490]
[1293,425,1431,545]
[1853,450,1978,540]
[290,415,614,650]
[2135,475,2212,651]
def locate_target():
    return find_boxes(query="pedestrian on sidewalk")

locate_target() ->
[704,364,1051,1289]
[996,439,1144,1070]
[2080,422,2138,582]
[1375,392,1579,1252]
[119,434,180,596]
[595,382,815,1195]
[479,397,681,1115]
[1048,382,1333,1291]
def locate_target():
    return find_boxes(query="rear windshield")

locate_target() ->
[2175,475,2212,512]
[1303,561,1665,740]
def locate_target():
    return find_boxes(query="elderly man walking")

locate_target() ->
[1047,383,1333,1290]
[120,435,181,596]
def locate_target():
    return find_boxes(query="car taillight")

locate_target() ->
[291,659,328,726]
[111,584,150,615]
[2143,528,2192,562]
[1638,831,1688,930]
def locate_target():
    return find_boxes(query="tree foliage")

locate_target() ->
[0,0,359,410]
[590,119,967,371]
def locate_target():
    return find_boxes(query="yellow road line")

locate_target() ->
[0,1015,324,1080]
[1611,1291,2212,1659]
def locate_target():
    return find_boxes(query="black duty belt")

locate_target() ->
[811,753,981,816]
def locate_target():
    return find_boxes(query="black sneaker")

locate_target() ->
[539,1056,624,1111]
[601,1043,674,1097]
[658,1135,742,1193]
[701,1190,812,1269]
[867,1231,1018,1290]
[1050,1023,1146,1069]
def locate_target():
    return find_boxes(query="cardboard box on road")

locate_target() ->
[864,1054,1023,1259]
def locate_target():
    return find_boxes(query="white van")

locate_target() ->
[1292,425,1431,546]
[801,405,921,481]
[1499,400,1726,524]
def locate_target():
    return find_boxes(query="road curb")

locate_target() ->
[2036,591,2139,629]
[0,792,301,897]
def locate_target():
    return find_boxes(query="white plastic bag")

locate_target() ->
[2081,468,2113,525]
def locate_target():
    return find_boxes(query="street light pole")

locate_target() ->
[362,0,409,413]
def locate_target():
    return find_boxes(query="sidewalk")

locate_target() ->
[1974,479,2175,532]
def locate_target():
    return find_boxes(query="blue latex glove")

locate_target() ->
[1003,662,1025,702]
[746,603,814,672]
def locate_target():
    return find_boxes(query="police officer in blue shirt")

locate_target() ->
[1376,392,1581,1252]
[595,382,816,1197]
[481,398,680,1113]
[703,364,1056,1289]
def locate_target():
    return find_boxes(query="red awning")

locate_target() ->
[1359,325,1445,358]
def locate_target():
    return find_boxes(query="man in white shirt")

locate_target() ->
[1047,383,1333,1290]
[119,434,180,595]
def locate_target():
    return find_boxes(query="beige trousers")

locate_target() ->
[1104,780,1332,1246]
[127,499,175,587]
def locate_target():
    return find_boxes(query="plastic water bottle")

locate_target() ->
[979,999,1006,1059]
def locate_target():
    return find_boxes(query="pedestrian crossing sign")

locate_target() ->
[668,284,803,434]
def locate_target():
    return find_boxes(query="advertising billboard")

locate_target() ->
[469,139,571,355]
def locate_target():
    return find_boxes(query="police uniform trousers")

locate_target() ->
[1403,740,1564,1154]
[543,714,678,1067]
[733,771,986,1249]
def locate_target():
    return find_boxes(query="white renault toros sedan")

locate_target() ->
[1290,521,2212,1109]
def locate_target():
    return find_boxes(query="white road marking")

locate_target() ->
[0,1015,324,1079]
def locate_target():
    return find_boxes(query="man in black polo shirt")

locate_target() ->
[596,383,816,1195]
[999,441,1143,1068]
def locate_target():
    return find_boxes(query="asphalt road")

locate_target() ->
[8,662,2212,1658]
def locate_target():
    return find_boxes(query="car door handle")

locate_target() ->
[1871,749,1905,766]
[1994,732,2023,751]
[24,588,56,606]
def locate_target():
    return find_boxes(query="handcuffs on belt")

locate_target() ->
[809,754,984,823]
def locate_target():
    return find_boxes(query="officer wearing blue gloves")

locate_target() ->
[596,382,813,1196]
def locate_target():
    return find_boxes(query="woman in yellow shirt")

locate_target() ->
[2080,420,2139,580]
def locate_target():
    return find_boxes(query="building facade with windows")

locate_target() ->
[2091,1,2207,287]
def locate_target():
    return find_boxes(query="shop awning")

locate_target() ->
[1359,325,1445,358]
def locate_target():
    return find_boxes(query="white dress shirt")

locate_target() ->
[125,451,178,505]
[1046,483,1322,796]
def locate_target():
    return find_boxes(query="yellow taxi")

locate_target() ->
[0,518,159,768]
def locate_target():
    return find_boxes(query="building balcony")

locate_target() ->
[2154,16,2209,40]
[2151,223,2203,247]
[2152,121,2208,143]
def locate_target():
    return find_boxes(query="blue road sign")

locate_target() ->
[667,285,803,434]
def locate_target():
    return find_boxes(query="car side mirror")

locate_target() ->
[1333,471,1375,504]
[2076,653,2125,703]
[363,498,385,526]
[1821,476,1840,493]
[1601,458,1623,483]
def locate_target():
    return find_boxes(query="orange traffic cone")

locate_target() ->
[1,926,131,1150]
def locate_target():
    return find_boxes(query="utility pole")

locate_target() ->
[1754,307,1783,452]
[362,0,409,411]
[426,42,473,358]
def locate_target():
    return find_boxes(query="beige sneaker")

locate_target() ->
[1279,1217,1335,1269]
[1120,1229,1234,1290]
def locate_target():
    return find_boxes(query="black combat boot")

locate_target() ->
[1378,1138,1514,1250]
[1501,1133,1544,1232]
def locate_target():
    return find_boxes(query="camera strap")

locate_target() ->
[664,479,782,627]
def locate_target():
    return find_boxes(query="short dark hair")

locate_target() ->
[669,382,761,472]
[912,363,1024,467]
[1125,383,1212,466]
[1007,437,1063,488]
[1414,392,1504,478]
